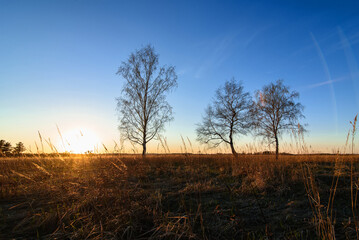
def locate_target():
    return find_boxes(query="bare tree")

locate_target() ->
[116,45,177,155]
[251,80,305,159]
[196,79,252,156]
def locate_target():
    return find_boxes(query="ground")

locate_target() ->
[1,154,359,239]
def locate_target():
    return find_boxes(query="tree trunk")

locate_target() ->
[230,142,238,157]
[275,135,279,160]
[142,142,146,155]
[229,125,238,158]
[142,123,147,156]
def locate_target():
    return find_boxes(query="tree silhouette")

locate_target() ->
[0,140,12,155]
[251,80,305,159]
[13,142,26,155]
[196,79,252,156]
[116,45,177,155]
[0,140,5,153]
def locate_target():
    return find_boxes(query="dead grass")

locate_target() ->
[1,154,359,239]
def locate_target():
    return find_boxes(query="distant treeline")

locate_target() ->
[0,140,26,156]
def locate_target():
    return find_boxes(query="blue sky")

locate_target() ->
[1,0,359,153]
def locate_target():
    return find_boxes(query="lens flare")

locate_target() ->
[60,128,100,153]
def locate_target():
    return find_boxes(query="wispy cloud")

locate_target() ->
[177,68,188,76]
[242,25,270,49]
[330,30,359,52]
[195,33,237,79]
[337,27,359,107]
[194,26,271,79]
[307,76,346,89]
[311,32,338,133]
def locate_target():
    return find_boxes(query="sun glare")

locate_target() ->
[60,128,100,154]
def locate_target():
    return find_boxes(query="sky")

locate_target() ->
[1,0,359,153]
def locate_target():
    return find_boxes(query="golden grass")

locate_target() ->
[1,153,359,239]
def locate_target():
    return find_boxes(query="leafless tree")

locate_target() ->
[196,79,252,156]
[251,79,305,159]
[116,45,177,155]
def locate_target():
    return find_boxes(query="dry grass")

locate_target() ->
[1,153,359,239]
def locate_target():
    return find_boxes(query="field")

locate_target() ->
[1,154,359,239]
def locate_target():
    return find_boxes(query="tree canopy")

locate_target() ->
[116,45,177,155]
[251,79,305,159]
[196,79,252,156]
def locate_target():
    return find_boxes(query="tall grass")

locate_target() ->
[2,122,359,239]
[1,153,315,239]
[301,114,359,239]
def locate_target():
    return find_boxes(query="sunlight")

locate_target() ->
[60,128,100,153]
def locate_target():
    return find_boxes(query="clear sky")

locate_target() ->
[1,0,359,153]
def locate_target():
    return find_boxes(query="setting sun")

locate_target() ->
[60,128,100,154]
[2,1,359,238]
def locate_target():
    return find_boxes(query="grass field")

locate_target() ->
[1,153,359,239]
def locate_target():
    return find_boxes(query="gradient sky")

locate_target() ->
[1,0,359,153]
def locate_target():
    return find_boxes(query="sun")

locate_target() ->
[60,128,100,154]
